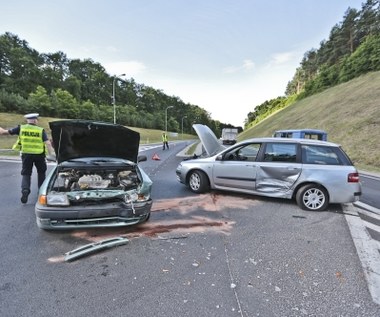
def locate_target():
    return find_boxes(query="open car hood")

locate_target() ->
[49,120,140,164]
[192,124,226,157]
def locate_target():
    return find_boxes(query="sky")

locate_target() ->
[2,0,365,127]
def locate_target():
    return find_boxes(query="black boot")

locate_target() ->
[21,175,31,203]
[21,189,30,204]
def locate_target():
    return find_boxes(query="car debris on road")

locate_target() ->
[64,236,129,262]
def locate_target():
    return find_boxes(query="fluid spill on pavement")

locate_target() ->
[48,193,257,262]
[152,193,253,214]
[73,193,257,242]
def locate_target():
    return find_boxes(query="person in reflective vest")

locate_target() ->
[162,132,169,150]
[0,113,55,204]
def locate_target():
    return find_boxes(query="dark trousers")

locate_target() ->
[21,154,47,193]
[163,141,169,150]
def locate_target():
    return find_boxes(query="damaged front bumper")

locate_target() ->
[35,199,152,230]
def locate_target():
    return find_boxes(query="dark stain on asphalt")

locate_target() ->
[66,194,257,242]
[48,194,259,262]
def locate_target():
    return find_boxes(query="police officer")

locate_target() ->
[0,113,55,203]
[162,131,169,150]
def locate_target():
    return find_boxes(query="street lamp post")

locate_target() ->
[181,116,187,139]
[165,106,174,132]
[112,73,126,124]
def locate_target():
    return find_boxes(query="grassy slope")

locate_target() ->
[238,71,380,173]
[0,114,197,153]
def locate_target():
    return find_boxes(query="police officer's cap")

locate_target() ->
[24,113,39,119]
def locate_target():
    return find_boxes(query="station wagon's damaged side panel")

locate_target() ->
[255,164,302,197]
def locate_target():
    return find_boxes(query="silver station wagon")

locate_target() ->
[176,124,361,211]
[35,120,153,230]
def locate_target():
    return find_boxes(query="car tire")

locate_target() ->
[296,184,329,211]
[188,170,209,193]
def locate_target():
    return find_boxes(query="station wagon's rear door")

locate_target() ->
[255,142,302,195]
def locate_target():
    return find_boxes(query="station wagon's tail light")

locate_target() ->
[348,172,360,183]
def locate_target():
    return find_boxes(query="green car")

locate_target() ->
[35,120,153,230]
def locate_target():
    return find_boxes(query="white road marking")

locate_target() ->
[362,219,380,234]
[344,203,380,305]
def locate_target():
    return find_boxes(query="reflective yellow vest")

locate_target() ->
[19,124,45,154]
[12,137,21,151]
[162,133,168,141]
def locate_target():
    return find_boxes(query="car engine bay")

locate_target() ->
[51,168,141,192]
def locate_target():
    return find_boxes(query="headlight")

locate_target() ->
[124,192,150,202]
[47,193,70,206]
[137,193,150,201]
[124,192,138,203]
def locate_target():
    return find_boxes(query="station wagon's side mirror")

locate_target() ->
[137,155,147,163]
[216,154,223,161]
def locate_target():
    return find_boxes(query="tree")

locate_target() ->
[28,85,51,115]
[357,0,380,40]
[63,75,82,100]
[51,88,79,118]
[38,51,69,96]
[339,34,380,82]
[67,58,109,104]
[341,8,360,54]
[0,31,245,130]
[0,33,43,97]
[78,100,96,120]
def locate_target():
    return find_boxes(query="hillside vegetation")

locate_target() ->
[0,114,197,153]
[238,71,380,173]
[1,72,379,173]
[0,32,235,135]
[245,2,380,129]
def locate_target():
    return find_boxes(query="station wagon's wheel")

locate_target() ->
[296,184,329,211]
[188,170,209,193]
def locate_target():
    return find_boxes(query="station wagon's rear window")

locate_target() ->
[302,145,340,165]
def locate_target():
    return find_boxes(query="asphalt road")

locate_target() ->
[0,143,379,316]
[360,173,380,209]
